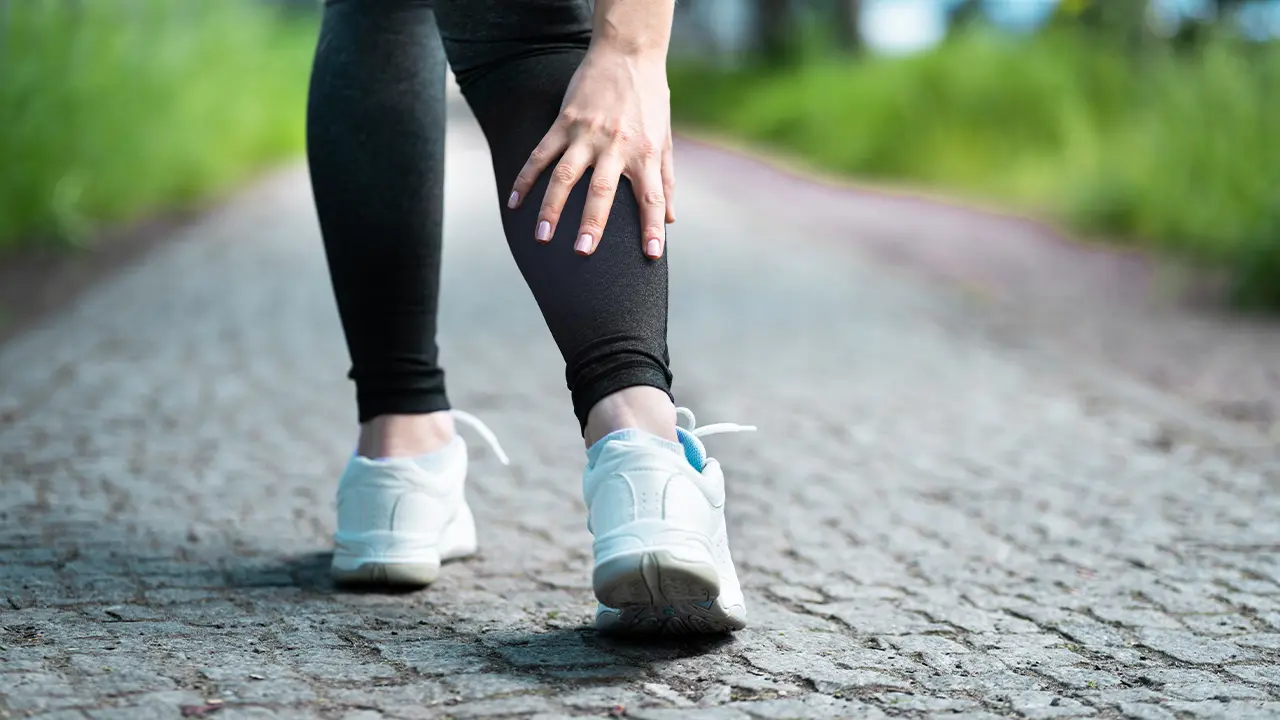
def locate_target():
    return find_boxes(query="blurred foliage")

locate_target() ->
[0,0,318,250]
[670,28,1280,309]
[753,0,864,66]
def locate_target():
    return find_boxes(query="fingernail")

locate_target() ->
[646,239,662,258]
[575,234,593,254]
[507,191,519,209]
[536,221,551,242]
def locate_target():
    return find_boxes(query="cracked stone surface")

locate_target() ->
[3,98,1280,720]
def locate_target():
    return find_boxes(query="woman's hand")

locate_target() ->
[506,44,675,260]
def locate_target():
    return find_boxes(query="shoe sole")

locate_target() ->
[330,560,442,588]
[331,503,477,590]
[593,548,746,635]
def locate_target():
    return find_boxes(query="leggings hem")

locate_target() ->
[356,391,452,424]
[571,365,674,433]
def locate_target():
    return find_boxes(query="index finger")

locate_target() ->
[535,143,592,244]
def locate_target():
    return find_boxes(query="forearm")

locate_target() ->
[591,0,676,57]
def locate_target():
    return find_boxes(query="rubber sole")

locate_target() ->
[593,548,746,635]
[331,503,477,590]
[330,560,441,588]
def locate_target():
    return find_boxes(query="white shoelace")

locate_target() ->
[451,409,510,466]
[676,406,757,439]
[450,407,750,468]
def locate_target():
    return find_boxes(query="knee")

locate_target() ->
[439,1,592,86]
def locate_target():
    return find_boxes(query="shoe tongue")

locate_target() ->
[676,427,707,472]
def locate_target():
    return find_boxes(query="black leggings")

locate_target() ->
[306,0,673,431]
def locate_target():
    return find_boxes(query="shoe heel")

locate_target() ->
[594,548,720,608]
[330,530,446,589]
[330,501,478,590]
[330,559,441,588]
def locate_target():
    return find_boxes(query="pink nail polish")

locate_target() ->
[536,221,551,242]
[507,191,519,209]
[646,239,662,258]
[575,234,592,254]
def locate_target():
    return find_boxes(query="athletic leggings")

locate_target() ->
[306,0,673,432]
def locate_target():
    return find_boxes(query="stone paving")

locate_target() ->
[3,100,1280,720]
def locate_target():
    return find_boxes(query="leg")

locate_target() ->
[434,1,750,634]
[307,0,453,457]
[310,0,481,589]
[433,0,678,445]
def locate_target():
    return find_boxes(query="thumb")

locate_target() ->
[662,132,676,224]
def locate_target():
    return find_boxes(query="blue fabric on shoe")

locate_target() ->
[676,427,708,472]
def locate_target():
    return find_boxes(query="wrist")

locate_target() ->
[590,0,674,60]
[589,31,669,61]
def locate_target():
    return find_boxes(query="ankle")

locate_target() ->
[584,387,677,447]
[357,412,455,458]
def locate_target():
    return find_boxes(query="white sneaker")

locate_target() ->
[330,411,508,588]
[584,407,756,634]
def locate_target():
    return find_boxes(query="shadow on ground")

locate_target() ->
[4,523,738,700]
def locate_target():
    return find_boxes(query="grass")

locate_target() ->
[0,0,318,250]
[670,30,1280,309]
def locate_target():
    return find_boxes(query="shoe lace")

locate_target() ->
[450,408,750,467]
[675,406,757,439]
[451,409,510,466]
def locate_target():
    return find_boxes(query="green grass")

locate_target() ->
[0,0,318,249]
[670,31,1280,309]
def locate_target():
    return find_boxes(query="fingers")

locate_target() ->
[575,154,625,256]
[633,163,667,260]
[508,122,569,211]
[662,134,676,224]
[534,143,592,244]
[514,116,671,259]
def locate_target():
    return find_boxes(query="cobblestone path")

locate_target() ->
[3,100,1279,720]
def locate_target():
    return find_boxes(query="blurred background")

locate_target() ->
[0,0,1276,309]
[668,0,1280,309]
